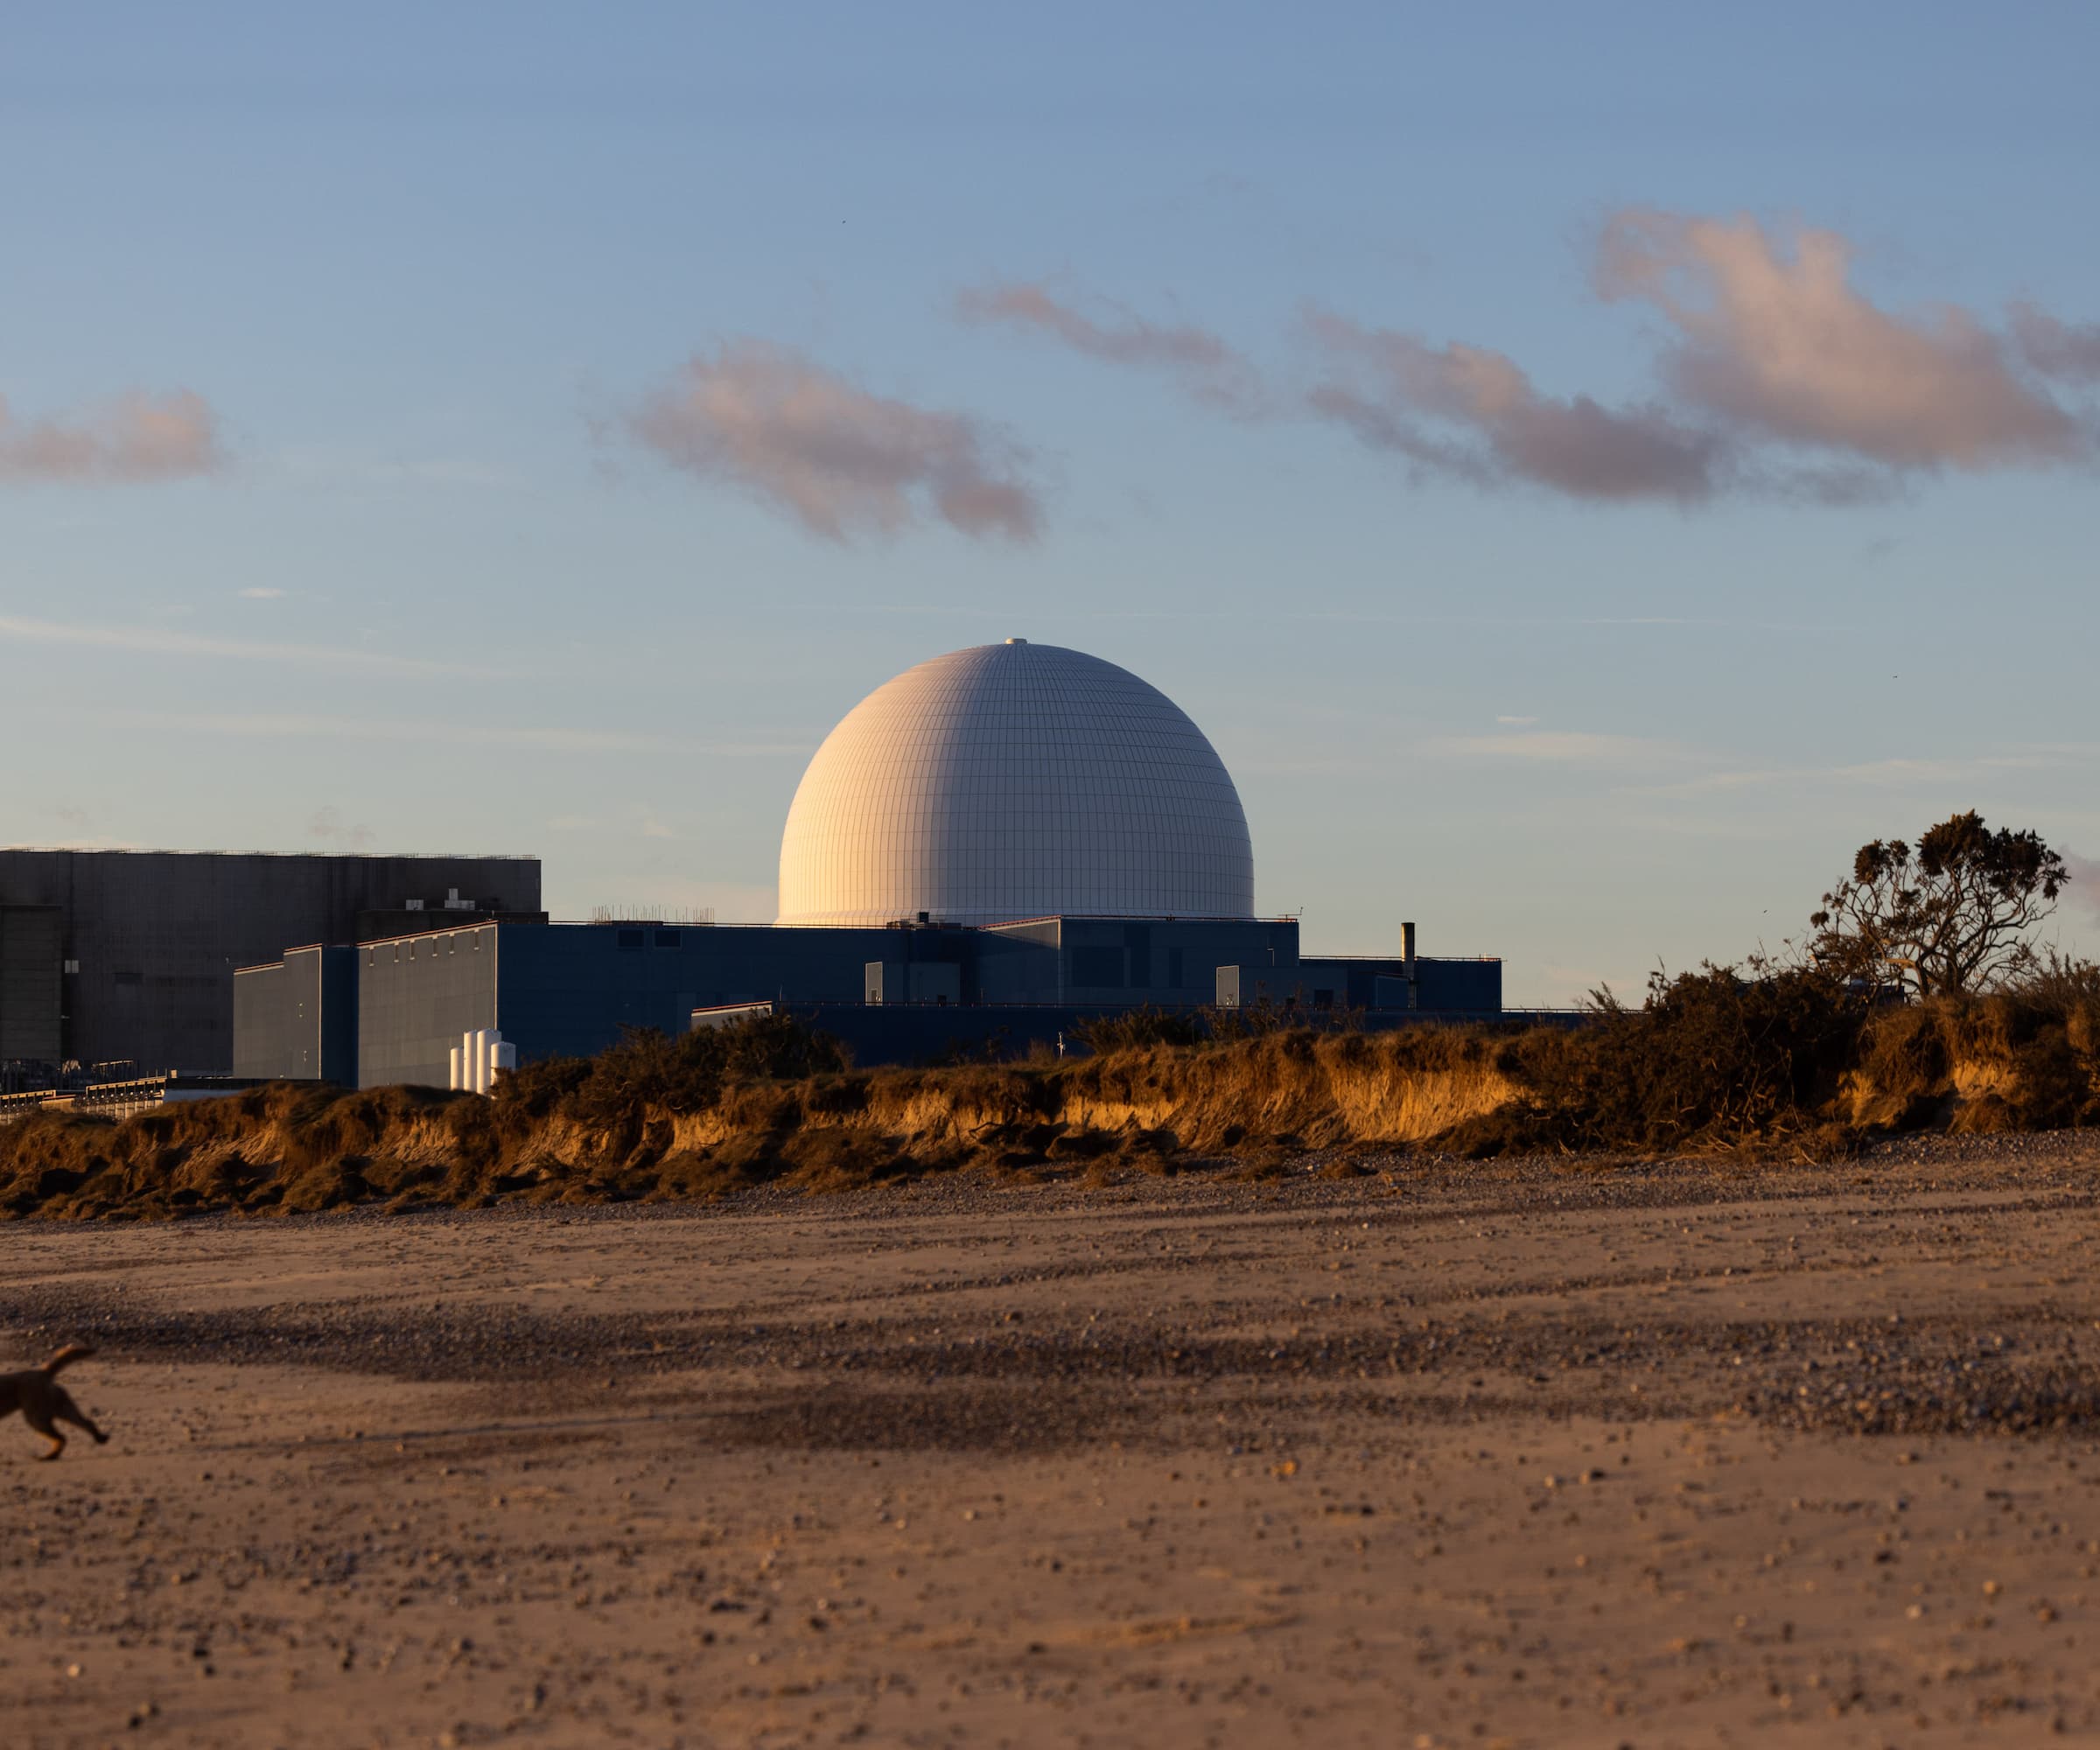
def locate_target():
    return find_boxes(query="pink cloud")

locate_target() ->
[1593,210,2083,471]
[1305,311,1721,501]
[0,389,224,483]
[955,217,2097,510]
[630,342,1040,543]
[956,282,1265,414]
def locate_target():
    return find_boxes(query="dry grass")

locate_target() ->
[6,976,2097,1221]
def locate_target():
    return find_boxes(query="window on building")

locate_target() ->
[654,930,681,948]
[617,929,645,950]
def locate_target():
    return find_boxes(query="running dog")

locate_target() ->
[1,1346,109,1460]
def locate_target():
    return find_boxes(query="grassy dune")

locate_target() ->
[4,977,2098,1220]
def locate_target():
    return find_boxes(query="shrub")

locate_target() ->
[1452,961,1870,1154]
[494,1012,848,1134]
[1203,998,1362,1043]
[1073,1006,1207,1053]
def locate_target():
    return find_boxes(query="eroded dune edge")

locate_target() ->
[6,983,2098,1220]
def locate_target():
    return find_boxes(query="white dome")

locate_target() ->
[777,640,1255,927]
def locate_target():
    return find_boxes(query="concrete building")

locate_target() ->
[231,641,1508,1085]
[0,903,63,1065]
[0,850,541,1078]
[232,946,359,1084]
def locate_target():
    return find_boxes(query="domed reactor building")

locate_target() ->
[232,642,1502,1088]
[778,640,1254,928]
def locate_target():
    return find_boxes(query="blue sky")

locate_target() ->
[5,2,2097,1002]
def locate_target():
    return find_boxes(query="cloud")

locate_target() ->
[1594,210,2084,472]
[1273,211,2100,502]
[238,587,286,600]
[0,388,224,483]
[939,215,2100,510]
[307,806,374,850]
[79,707,663,753]
[2010,303,2100,386]
[1432,730,1684,763]
[0,613,500,679]
[1623,747,2073,801]
[2061,853,2100,920]
[956,282,1265,414]
[52,704,813,759]
[628,341,1040,542]
[1495,715,1540,726]
[1306,309,1722,500]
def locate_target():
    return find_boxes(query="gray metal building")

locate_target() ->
[232,946,359,1084]
[0,850,541,1075]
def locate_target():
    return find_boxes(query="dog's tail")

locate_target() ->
[41,1344,95,1376]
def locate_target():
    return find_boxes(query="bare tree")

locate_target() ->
[1809,810,2068,998]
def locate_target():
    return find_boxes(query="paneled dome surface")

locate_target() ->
[777,640,1254,927]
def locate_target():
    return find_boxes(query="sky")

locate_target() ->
[4,1,2097,1004]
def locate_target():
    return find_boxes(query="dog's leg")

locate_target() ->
[52,1390,108,1446]
[21,1403,64,1461]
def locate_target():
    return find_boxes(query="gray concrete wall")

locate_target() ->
[234,947,359,1082]
[0,850,539,1071]
[233,962,290,1079]
[356,923,500,1089]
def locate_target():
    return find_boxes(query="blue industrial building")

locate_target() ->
[233,913,1502,1088]
[231,639,1513,1089]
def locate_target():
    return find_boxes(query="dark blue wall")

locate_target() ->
[494,921,905,1067]
[321,918,1506,1088]
[1297,955,1503,1013]
[1417,957,1502,1013]
[976,916,1300,1004]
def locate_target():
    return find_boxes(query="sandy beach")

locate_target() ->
[4,1138,2099,1748]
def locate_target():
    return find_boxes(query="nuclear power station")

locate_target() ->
[4,641,1503,1096]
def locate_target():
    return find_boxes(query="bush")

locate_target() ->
[1203,998,1362,1043]
[1453,962,1870,1153]
[494,1012,848,1133]
[1072,1006,1207,1053]
[2006,948,2100,1013]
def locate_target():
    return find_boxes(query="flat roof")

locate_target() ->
[0,846,537,860]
